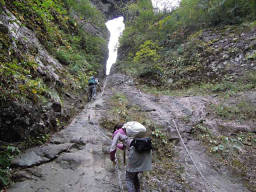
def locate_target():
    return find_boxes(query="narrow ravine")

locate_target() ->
[8,73,252,192]
[2,0,256,191]
[6,2,253,192]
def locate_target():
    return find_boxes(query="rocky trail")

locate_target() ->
[8,73,251,192]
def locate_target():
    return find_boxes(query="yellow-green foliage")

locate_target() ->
[11,0,67,47]
[126,3,140,17]
[0,0,106,188]
[7,0,106,69]
[120,0,156,48]
[119,0,256,80]
[134,40,160,63]
[13,0,66,21]
[0,0,5,6]
[100,91,150,130]
[189,29,203,41]
[64,0,105,26]
[3,0,106,103]
[249,20,256,28]
[158,15,172,30]
[0,60,51,103]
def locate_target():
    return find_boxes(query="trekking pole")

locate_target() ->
[123,150,126,165]
[97,76,124,191]
[115,154,124,192]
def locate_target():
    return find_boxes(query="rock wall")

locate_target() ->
[188,26,256,79]
[0,0,135,144]
[0,10,72,142]
[91,0,136,19]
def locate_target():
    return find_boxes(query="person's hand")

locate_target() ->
[110,150,116,162]
[117,143,125,150]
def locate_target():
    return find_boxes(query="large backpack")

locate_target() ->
[130,137,152,153]
[122,121,152,153]
[88,77,96,85]
[122,121,146,138]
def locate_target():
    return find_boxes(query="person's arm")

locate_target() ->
[110,133,128,162]
[112,129,126,150]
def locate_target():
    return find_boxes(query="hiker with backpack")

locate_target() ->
[110,121,152,192]
[88,76,98,101]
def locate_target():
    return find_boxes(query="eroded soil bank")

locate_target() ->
[8,73,255,192]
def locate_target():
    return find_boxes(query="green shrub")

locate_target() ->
[63,0,105,26]
[134,40,160,64]
[119,0,256,76]
[56,48,72,65]
[0,146,20,187]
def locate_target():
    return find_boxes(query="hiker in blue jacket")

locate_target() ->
[88,76,98,101]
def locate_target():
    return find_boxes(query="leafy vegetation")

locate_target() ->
[193,123,256,191]
[1,0,106,118]
[100,91,148,129]
[0,146,20,188]
[211,101,256,121]
[63,0,105,27]
[5,0,106,94]
[140,71,256,97]
[134,40,160,64]
[118,0,256,91]
[21,134,50,149]
[0,60,45,103]
[1,0,255,189]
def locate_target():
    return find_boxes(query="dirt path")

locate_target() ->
[8,96,121,192]
[8,73,251,192]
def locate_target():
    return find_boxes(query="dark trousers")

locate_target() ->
[126,171,140,192]
[88,85,96,100]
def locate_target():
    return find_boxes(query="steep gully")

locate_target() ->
[7,12,251,192]
[8,73,250,192]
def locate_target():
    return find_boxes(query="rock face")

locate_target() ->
[0,10,65,141]
[0,0,136,142]
[91,0,136,19]
[177,25,256,85]
[197,27,256,78]
[0,101,57,142]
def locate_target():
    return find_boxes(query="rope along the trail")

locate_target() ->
[100,77,212,191]
[172,120,215,192]
[89,76,124,192]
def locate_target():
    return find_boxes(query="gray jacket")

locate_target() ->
[110,133,152,172]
